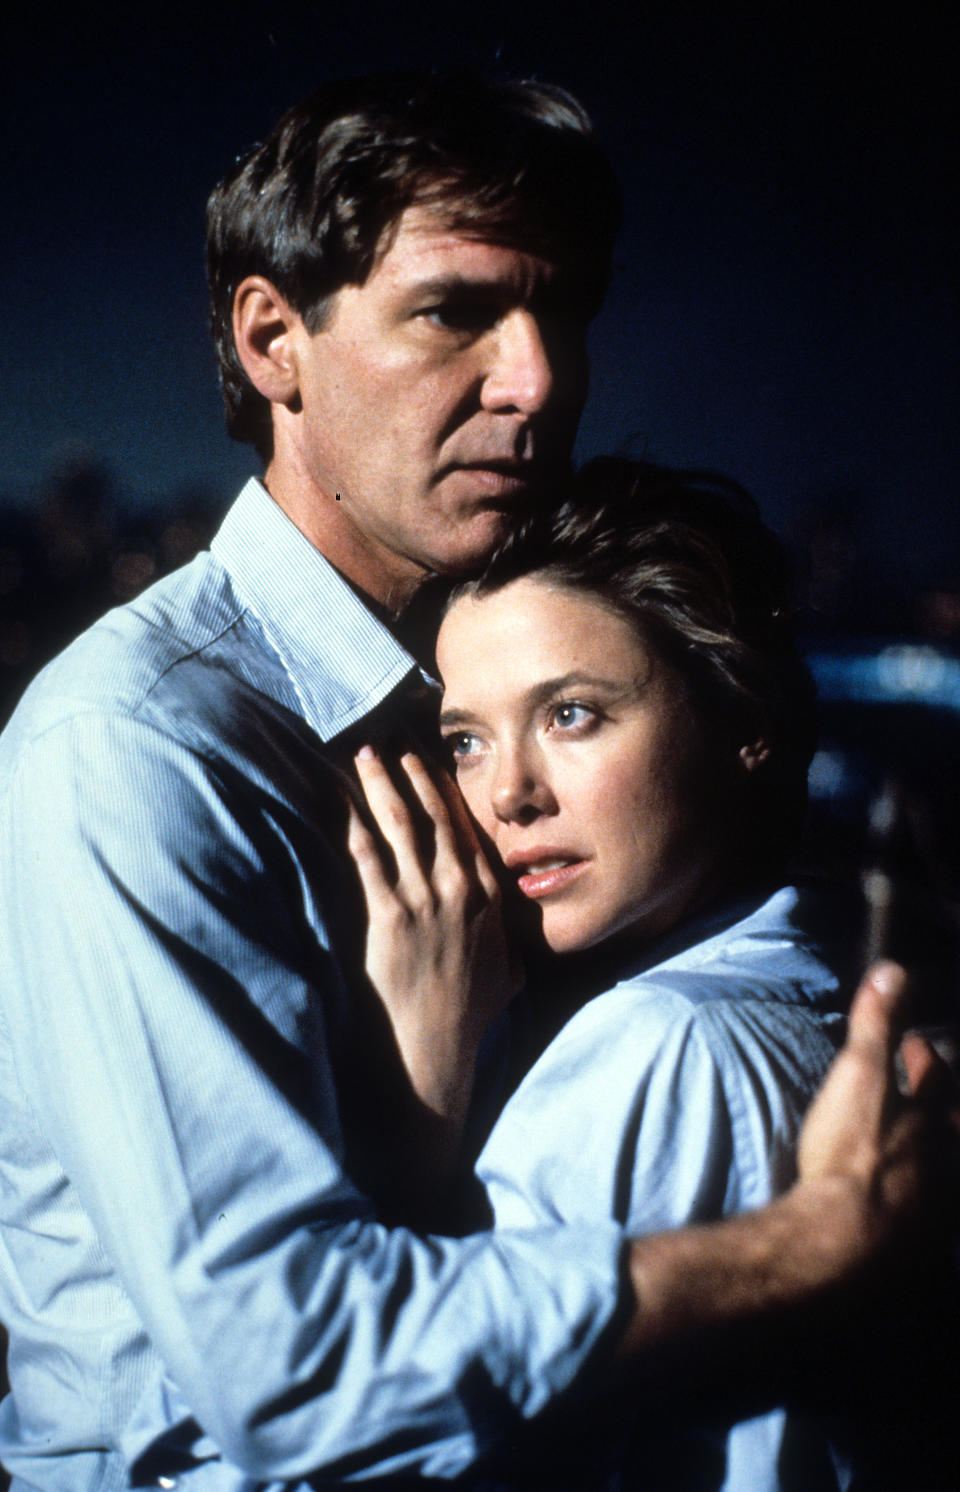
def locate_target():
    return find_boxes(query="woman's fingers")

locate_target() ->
[353,746,503,929]
[345,794,394,911]
[347,749,518,1136]
[354,746,436,902]
[395,752,457,849]
[396,752,499,900]
[408,753,503,902]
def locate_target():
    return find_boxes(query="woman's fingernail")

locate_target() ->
[355,744,376,761]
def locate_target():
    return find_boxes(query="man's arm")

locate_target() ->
[618,963,954,1367]
[0,712,623,1482]
[345,746,954,1416]
[346,747,954,1392]
[4,696,952,1481]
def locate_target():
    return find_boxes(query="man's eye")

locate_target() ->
[421,302,495,334]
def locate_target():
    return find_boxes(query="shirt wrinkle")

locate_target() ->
[477,884,851,1490]
[135,608,250,709]
[0,478,623,1490]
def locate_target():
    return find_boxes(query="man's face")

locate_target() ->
[275,205,591,607]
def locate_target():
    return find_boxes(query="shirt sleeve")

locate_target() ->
[477,978,791,1238]
[0,711,623,1482]
[476,962,844,1491]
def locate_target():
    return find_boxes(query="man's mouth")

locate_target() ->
[454,461,537,497]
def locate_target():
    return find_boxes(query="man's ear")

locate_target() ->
[232,276,302,407]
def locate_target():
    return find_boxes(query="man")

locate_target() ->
[0,72,952,1489]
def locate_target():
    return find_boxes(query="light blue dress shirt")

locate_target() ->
[477,887,851,1491]
[0,479,623,1490]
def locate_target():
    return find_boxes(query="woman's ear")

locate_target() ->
[739,738,771,773]
[232,276,302,407]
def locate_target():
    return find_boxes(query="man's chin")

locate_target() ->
[430,511,518,577]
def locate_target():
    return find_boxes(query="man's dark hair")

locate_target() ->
[206,71,620,461]
[451,457,818,875]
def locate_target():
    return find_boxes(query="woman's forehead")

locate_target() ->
[437,576,654,694]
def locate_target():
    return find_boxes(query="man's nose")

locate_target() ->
[490,743,556,824]
[481,311,557,417]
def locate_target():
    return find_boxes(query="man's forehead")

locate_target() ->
[371,204,562,286]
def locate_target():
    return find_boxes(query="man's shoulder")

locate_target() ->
[1,551,256,755]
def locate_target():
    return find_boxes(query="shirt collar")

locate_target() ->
[211,478,426,741]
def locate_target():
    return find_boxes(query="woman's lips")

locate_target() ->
[514,858,589,900]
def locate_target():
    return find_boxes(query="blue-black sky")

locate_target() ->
[3,1,957,595]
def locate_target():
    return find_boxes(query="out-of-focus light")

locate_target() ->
[808,748,855,799]
[807,643,960,712]
[876,644,948,697]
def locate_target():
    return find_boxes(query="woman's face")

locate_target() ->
[436,576,743,954]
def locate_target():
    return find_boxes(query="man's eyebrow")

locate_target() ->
[406,273,513,300]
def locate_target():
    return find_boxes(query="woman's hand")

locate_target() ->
[347,745,520,1147]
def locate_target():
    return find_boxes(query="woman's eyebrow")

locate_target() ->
[529,671,627,703]
[439,672,630,729]
[438,704,481,729]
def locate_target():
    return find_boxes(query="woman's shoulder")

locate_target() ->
[539,881,849,1050]
[478,885,851,1230]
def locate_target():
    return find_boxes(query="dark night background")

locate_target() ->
[3,3,956,582]
[0,0,958,1430]
[1,2,958,991]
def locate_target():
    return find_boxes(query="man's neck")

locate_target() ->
[259,468,447,669]
[261,464,427,620]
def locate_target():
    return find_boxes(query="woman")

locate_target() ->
[348,458,854,1489]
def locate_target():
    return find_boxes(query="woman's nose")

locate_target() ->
[490,746,556,823]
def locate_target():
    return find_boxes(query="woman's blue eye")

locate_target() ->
[445,731,483,762]
[552,702,596,730]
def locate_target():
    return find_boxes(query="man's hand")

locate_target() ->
[795,964,960,1479]
[619,961,959,1385]
[798,960,958,1275]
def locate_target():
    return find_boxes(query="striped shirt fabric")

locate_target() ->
[0,478,622,1490]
